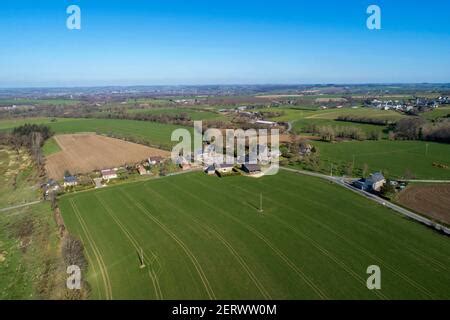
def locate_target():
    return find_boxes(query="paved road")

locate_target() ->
[0,200,42,213]
[280,167,450,235]
[286,121,293,133]
[401,179,450,183]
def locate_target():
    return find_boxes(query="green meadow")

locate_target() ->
[313,140,450,179]
[422,106,450,121]
[59,171,450,299]
[126,107,225,121]
[259,107,406,136]
[0,98,80,106]
[0,118,192,150]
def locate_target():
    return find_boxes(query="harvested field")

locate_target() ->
[397,184,450,225]
[45,134,170,179]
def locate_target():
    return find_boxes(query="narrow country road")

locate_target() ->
[401,179,450,183]
[0,200,43,213]
[280,167,450,235]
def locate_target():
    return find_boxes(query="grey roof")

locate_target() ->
[64,176,77,183]
[242,164,261,172]
[217,163,234,169]
[369,172,385,183]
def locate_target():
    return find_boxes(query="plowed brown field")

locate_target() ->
[45,134,169,179]
[397,184,450,225]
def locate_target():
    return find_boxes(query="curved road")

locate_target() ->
[280,167,450,236]
[0,200,42,213]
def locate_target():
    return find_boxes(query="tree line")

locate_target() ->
[0,124,54,172]
[305,124,381,142]
[336,115,393,126]
[394,118,450,143]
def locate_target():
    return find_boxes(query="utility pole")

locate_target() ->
[259,193,263,213]
[330,163,334,177]
[352,155,355,168]
[425,143,429,156]
[139,247,146,269]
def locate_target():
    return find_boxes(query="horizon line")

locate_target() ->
[1,82,450,91]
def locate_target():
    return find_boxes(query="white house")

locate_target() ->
[101,169,118,180]
[63,176,78,187]
[215,163,234,174]
[255,120,277,127]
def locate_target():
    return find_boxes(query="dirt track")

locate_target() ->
[45,134,169,179]
[397,184,450,225]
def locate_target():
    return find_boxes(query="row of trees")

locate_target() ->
[307,124,381,142]
[336,115,392,126]
[0,124,54,169]
[100,111,193,126]
[394,118,450,143]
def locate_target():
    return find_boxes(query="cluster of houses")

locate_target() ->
[365,97,448,112]
[200,142,282,176]
[43,155,167,195]
[219,106,278,127]
[205,163,262,176]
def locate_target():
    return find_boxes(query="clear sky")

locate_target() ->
[0,0,449,87]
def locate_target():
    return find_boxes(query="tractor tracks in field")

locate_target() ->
[279,176,450,273]
[120,189,217,300]
[252,178,436,299]
[69,199,113,300]
[143,183,272,300]
[227,182,388,300]
[94,194,163,300]
[173,178,328,300]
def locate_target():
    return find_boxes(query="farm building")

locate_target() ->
[205,165,216,175]
[43,179,61,195]
[63,175,78,187]
[180,163,191,171]
[148,156,163,166]
[255,120,277,127]
[216,163,234,174]
[353,172,386,192]
[101,169,118,180]
[300,143,313,156]
[137,165,147,175]
[242,164,261,174]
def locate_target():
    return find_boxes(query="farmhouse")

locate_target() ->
[353,172,386,192]
[137,165,147,175]
[205,165,216,175]
[255,120,277,127]
[299,143,313,156]
[43,179,61,195]
[242,163,261,174]
[101,169,118,180]
[181,163,191,171]
[215,163,234,174]
[63,175,78,187]
[148,156,163,166]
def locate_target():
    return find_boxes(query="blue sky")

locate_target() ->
[0,0,449,87]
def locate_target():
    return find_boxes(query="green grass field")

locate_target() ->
[0,118,192,150]
[259,107,405,136]
[42,137,61,156]
[313,140,450,179]
[0,148,41,207]
[59,171,450,299]
[125,107,225,121]
[0,146,64,299]
[0,98,80,106]
[422,106,450,121]
[0,202,61,299]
